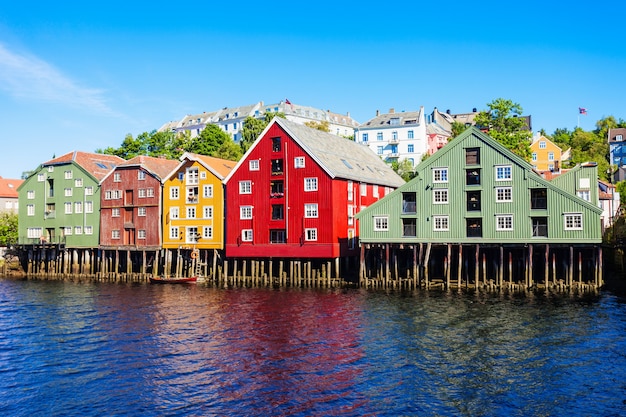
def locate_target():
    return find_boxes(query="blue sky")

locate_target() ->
[1,1,624,178]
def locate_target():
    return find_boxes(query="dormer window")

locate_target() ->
[617,134,623,141]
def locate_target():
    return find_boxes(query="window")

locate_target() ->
[304,178,318,191]
[186,168,199,185]
[467,191,481,211]
[272,204,284,220]
[373,185,379,198]
[203,206,213,219]
[362,133,368,142]
[271,159,283,174]
[402,192,416,213]
[170,207,179,219]
[377,132,383,141]
[112,208,120,217]
[577,190,590,201]
[433,168,448,183]
[496,215,513,231]
[74,202,82,213]
[200,171,206,179]
[408,130,414,139]
[347,181,353,202]
[27,228,43,238]
[186,207,196,219]
[392,131,398,140]
[402,218,417,237]
[495,165,512,181]
[465,148,480,165]
[496,187,513,202]
[305,228,317,241]
[85,186,93,196]
[270,230,286,243]
[138,207,147,216]
[408,144,414,153]
[112,230,120,239]
[241,229,253,242]
[170,187,179,199]
[564,213,583,230]
[64,188,72,197]
[348,205,355,225]
[38,173,45,182]
[249,160,260,171]
[27,204,35,216]
[138,189,146,198]
[239,181,251,194]
[203,185,213,198]
[304,203,318,218]
[433,189,448,204]
[64,202,72,214]
[373,216,389,231]
[63,226,72,236]
[539,141,546,149]
[272,137,281,152]
[532,217,548,237]
[466,218,482,237]
[74,178,83,187]
[531,188,547,209]
[548,152,554,161]
[532,153,537,161]
[433,215,449,231]
[169,227,179,239]
[85,201,93,213]
[138,171,146,180]
[579,178,590,189]
[64,170,73,179]
[203,226,213,239]
[74,226,82,235]
[240,206,253,219]
[27,190,35,199]
[114,173,121,182]
[466,169,480,185]
[360,183,367,196]
[377,146,384,155]
[294,157,305,168]
[270,180,284,197]
[85,226,93,235]
[147,188,154,197]
[186,227,199,244]
[617,134,623,141]
[138,229,146,239]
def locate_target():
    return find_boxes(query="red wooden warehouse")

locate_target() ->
[224,117,405,269]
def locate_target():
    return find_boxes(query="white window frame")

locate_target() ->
[186,207,196,219]
[64,188,72,197]
[27,190,35,199]
[305,228,317,241]
[304,203,318,218]
[241,229,253,242]
[304,177,318,191]
[495,165,512,181]
[27,204,35,216]
[170,186,179,199]
[495,187,513,202]
[203,185,214,198]
[294,157,305,168]
[433,189,449,204]
[203,206,213,219]
[112,230,120,239]
[138,229,146,239]
[249,160,260,171]
[138,171,146,180]
[169,227,179,239]
[112,208,120,217]
[138,207,147,217]
[240,206,253,219]
[170,207,179,219]
[85,226,93,235]
[74,178,83,188]
[74,202,82,213]
[433,168,449,183]
[85,186,93,196]
[373,216,389,231]
[564,213,583,230]
[74,226,82,235]
[203,226,213,239]
[433,215,449,231]
[239,180,252,194]
[114,172,121,182]
[85,201,93,213]
[64,202,72,214]
[496,214,513,231]
[64,170,73,179]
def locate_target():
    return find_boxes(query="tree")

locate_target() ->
[473,98,532,160]
[214,135,243,161]
[391,159,415,182]
[0,212,18,246]
[450,121,467,139]
[304,120,330,132]
[97,130,185,159]
[186,124,232,156]
[239,112,286,153]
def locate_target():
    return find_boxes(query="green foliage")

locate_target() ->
[450,121,466,139]
[214,135,243,161]
[97,130,185,159]
[474,98,532,160]
[304,120,330,132]
[240,116,267,153]
[188,124,232,156]
[391,158,415,182]
[0,212,18,246]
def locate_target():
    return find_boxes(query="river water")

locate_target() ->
[0,277,625,417]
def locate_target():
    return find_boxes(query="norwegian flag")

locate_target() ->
[579,107,587,115]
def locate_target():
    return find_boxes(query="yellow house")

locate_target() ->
[530,134,563,172]
[162,152,235,251]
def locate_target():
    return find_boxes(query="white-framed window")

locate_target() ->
[347,181,353,202]
[360,183,367,196]
[147,188,154,197]
[85,201,93,213]
[138,207,147,216]
[112,230,120,239]
[408,130,414,139]
[37,173,45,182]
[138,189,147,198]
[305,228,317,241]
[74,202,82,213]
[27,204,35,216]
[170,187,179,199]
[27,190,35,199]
[577,190,590,202]
[203,185,213,198]
[496,214,513,231]
[377,132,383,141]
[112,208,120,217]
[138,171,146,180]
[74,178,83,187]
[304,203,318,218]
[85,186,93,196]
[74,226,82,235]
[27,227,43,238]
[579,178,590,189]
[63,226,72,236]
[548,152,554,161]
[169,227,179,239]
[241,229,253,242]
[377,146,383,155]
[114,172,121,182]
[203,206,213,219]
[348,204,355,226]
[433,168,448,183]
[392,131,398,140]
[433,189,449,204]
[187,207,196,219]
[373,185,379,198]
[64,188,72,197]
[304,177,318,191]
[495,165,512,181]
[203,226,213,239]
[374,216,389,231]
[64,202,72,214]
[186,167,199,185]
[138,229,146,239]
[532,153,537,161]
[539,141,546,149]
[433,215,449,231]
[294,157,305,168]
[85,226,93,235]
[240,206,253,219]
[564,213,583,230]
[239,180,252,194]
[64,170,72,179]
[495,187,513,202]
[408,144,414,153]
[249,160,260,171]
[362,133,368,142]
[200,171,206,179]
[170,207,179,219]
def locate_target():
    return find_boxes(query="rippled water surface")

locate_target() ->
[0,278,625,416]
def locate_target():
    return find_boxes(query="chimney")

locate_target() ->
[389,108,395,114]
[472,107,477,113]
[376,110,380,116]
[446,109,451,114]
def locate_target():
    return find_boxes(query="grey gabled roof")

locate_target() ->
[275,117,405,188]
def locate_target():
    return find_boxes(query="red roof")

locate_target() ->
[121,155,180,180]
[0,177,23,198]
[44,151,125,181]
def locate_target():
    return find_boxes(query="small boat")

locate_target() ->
[149,275,198,284]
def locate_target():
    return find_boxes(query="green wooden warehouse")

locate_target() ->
[356,127,603,291]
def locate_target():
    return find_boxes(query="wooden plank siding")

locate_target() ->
[356,127,603,245]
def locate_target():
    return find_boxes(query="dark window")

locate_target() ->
[271,159,283,175]
[272,137,281,152]
[532,217,548,237]
[467,191,481,211]
[402,218,417,237]
[402,192,417,213]
[466,218,483,238]
[270,229,286,243]
[270,180,284,197]
[271,205,284,220]
[466,148,480,165]
[530,188,547,209]
[466,169,481,185]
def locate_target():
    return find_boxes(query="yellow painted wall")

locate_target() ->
[531,136,562,172]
